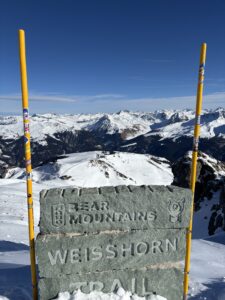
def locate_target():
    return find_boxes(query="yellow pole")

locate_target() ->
[18,29,38,300]
[183,43,207,300]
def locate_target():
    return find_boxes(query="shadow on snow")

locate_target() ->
[0,265,32,300]
[190,279,225,300]
[0,240,29,252]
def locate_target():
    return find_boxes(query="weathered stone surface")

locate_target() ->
[39,185,192,234]
[38,267,183,300]
[36,229,185,277]
[37,185,190,299]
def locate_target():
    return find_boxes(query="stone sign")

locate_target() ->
[38,268,183,300]
[39,185,192,234]
[36,228,185,277]
[36,185,192,300]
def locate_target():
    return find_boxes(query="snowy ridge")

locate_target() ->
[2,108,225,143]
[5,151,173,187]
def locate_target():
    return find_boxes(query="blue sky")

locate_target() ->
[0,0,225,114]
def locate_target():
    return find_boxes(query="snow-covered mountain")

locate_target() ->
[2,108,225,142]
[5,151,173,187]
[2,108,225,175]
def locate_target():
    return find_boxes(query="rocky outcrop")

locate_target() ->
[219,186,225,232]
[0,159,9,178]
[172,151,225,235]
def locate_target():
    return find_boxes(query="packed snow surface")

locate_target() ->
[2,108,225,143]
[0,151,225,299]
[54,288,166,300]
[188,234,225,299]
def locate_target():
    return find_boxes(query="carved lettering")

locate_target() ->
[68,277,153,294]
[137,212,147,221]
[135,242,149,256]
[69,214,80,224]
[69,282,87,290]
[105,212,115,222]
[165,238,177,252]
[48,250,68,265]
[83,214,93,224]
[131,278,137,293]
[93,213,104,223]
[84,247,90,262]
[91,246,103,261]
[110,279,123,292]
[90,202,100,211]
[68,203,77,213]
[147,210,157,221]
[46,237,179,266]
[142,278,151,295]
[66,210,158,226]
[71,248,81,263]
[80,202,89,211]
[121,213,132,222]
[106,245,117,259]
[68,201,109,213]
[121,243,134,257]
[151,240,163,254]
[100,201,109,211]
[89,281,104,291]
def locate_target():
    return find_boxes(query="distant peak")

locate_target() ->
[116,109,130,115]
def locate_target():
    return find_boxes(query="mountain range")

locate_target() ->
[1,108,225,176]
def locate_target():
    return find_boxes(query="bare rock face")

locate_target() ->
[219,186,225,232]
[120,125,141,140]
[0,159,8,178]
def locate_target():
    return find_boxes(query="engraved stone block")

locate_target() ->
[38,267,183,300]
[39,185,192,234]
[36,229,186,277]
